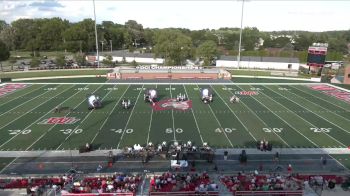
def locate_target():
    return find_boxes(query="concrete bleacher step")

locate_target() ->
[137,175,150,196]
[212,175,232,195]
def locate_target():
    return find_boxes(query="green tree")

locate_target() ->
[197,40,218,66]
[125,20,144,48]
[102,55,113,66]
[154,29,193,65]
[55,54,66,66]
[74,53,87,66]
[0,40,10,71]
[30,58,40,68]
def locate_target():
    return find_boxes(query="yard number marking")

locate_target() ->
[106,87,118,91]
[165,88,176,90]
[263,128,283,133]
[215,128,236,133]
[250,87,263,91]
[135,88,146,91]
[311,128,331,133]
[222,87,233,91]
[278,88,290,91]
[60,129,83,134]
[165,128,183,134]
[8,129,31,135]
[110,128,133,134]
[46,88,57,91]
[77,88,89,91]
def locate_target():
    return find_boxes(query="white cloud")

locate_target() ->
[1,0,349,31]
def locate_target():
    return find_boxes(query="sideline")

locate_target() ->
[0,148,349,158]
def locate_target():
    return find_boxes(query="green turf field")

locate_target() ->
[0,82,349,151]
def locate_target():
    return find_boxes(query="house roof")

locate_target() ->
[218,56,299,63]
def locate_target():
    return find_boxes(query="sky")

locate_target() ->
[1,0,350,32]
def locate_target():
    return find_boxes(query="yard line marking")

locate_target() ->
[0,84,60,131]
[0,157,19,174]
[196,84,233,147]
[211,85,257,142]
[237,85,291,147]
[288,85,350,119]
[169,84,176,142]
[146,106,154,144]
[267,85,350,135]
[183,85,204,145]
[116,85,144,149]
[146,84,157,144]
[90,85,129,144]
[0,84,49,118]
[261,86,346,147]
[26,85,90,151]
[0,85,40,108]
[242,85,316,147]
[55,85,106,150]
[0,84,70,148]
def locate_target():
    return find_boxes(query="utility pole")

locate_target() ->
[238,0,245,69]
[101,41,104,53]
[93,0,100,68]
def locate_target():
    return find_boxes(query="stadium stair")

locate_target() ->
[212,174,232,195]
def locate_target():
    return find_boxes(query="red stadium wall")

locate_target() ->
[120,73,219,80]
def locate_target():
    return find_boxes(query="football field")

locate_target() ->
[0,82,350,151]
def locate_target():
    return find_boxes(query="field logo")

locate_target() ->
[38,117,80,125]
[152,99,192,111]
[0,83,28,97]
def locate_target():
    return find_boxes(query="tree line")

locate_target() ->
[0,18,349,66]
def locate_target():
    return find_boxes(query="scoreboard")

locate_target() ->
[307,46,327,67]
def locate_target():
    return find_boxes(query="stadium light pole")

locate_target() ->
[93,0,100,68]
[237,0,245,69]
[110,40,113,53]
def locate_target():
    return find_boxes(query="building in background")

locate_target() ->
[86,51,164,65]
[215,56,300,71]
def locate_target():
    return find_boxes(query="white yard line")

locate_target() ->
[288,85,350,118]
[196,84,233,147]
[0,84,70,148]
[116,85,144,149]
[0,84,37,107]
[26,85,90,151]
[0,157,19,174]
[211,86,259,142]
[291,85,350,113]
[236,86,291,147]
[90,84,128,144]
[266,85,350,135]
[256,89,333,148]
[146,104,154,145]
[261,87,347,147]
[0,84,49,117]
[183,85,204,145]
[169,84,176,142]
[327,83,350,93]
[0,85,58,131]
[55,85,106,150]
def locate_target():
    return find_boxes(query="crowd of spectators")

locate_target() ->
[221,171,303,194]
[69,173,141,194]
[220,171,344,194]
[0,172,141,195]
[149,171,218,194]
